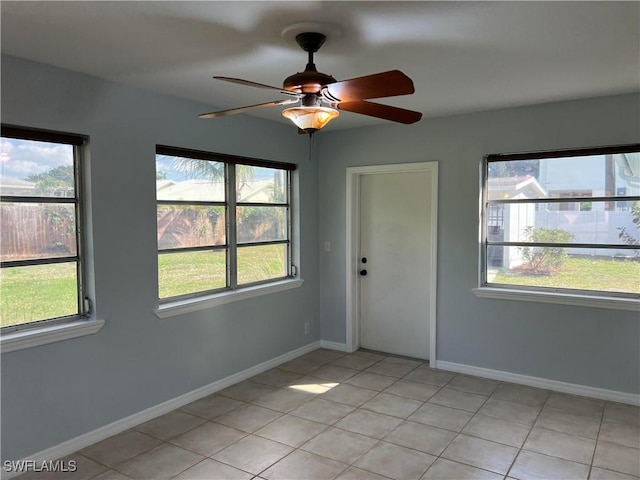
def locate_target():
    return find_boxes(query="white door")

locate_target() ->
[358,171,433,359]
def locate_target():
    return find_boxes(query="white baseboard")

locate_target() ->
[320,340,356,353]
[2,340,322,480]
[437,360,640,406]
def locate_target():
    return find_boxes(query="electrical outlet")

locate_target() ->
[304,322,310,334]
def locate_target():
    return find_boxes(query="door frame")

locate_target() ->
[345,162,438,365]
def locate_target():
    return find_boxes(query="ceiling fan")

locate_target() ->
[199,31,423,135]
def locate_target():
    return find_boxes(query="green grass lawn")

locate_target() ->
[1,246,287,327]
[492,257,640,294]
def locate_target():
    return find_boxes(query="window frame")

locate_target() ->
[1,124,90,333]
[155,145,296,304]
[478,143,640,304]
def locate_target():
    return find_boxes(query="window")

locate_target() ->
[480,144,640,299]
[156,146,295,301]
[1,125,88,331]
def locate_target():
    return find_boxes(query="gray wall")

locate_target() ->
[1,55,320,461]
[318,93,640,394]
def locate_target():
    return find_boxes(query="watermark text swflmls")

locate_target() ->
[3,459,77,473]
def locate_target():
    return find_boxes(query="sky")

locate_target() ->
[0,138,72,180]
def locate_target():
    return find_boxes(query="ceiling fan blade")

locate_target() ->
[322,70,415,102]
[199,98,298,119]
[337,100,422,124]
[214,76,300,98]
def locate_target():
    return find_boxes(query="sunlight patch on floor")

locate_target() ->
[287,382,339,394]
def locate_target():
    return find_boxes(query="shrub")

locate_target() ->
[520,227,574,274]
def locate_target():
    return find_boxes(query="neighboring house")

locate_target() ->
[0,175,35,196]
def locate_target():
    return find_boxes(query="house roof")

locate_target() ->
[487,176,547,200]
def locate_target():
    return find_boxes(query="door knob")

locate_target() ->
[360,269,367,276]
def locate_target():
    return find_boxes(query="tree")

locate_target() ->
[25,165,74,196]
[618,201,640,253]
[520,227,574,274]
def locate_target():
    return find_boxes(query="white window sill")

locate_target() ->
[155,278,304,319]
[1,318,105,354]
[473,287,640,311]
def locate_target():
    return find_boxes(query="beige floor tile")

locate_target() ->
[589,466,640,480]
[534,408,600,439]
[180,394,245,420]
[286,376,339,395]
[599,422,640,449]
[321,384,378,407]
[384,380,440,402]
[336,466,391,480]
[134,410,206,440]
[114,443,204,480]
[384,421,456,456]
[290,397,355,425]
[313,365,360,382]
[604,403,640,427]
[14,453,109,480]
[334,409,403,439]
[523,427,596,464]
[301,427,378,464]
[462,414,531,448]
[170,421,246,456]
[219,381,278,402]
[403,368,455,387]
[80,430,162,468]
[508,450,590,479]
[252,388,315,413]
[92,471,131,480]
[262,450,348,480]
[408,403,473,432]
[593,440,640,476]
[421,458,503,480]
[365,361,416,378]
[255,414,327,447]
[545,393,605,420]
[380,356,424,368]
[478,398,541,425]
[172,459,252,480]
[428,387,488,413]
[331,355,380,371]
[279,357,325,374]
[300,349,347,365]
[211,435,293,475]
[362,392,423,418]
[491,383,549,407]
[251,368,304,387]
[441,434,518,475]
[447,375,500,396]
[355,441,436,480]
[347,372,398,391]
[215,404,283,433]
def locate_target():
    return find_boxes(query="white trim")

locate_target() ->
[473,287,640,311]
[346,162,438,362]
[0,319,105,354]
[155,278,304,318]
[320,340,356,353]
[1,340,321,479]
[437,360,640,406]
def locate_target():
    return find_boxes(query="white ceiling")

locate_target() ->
[1,1,638,131]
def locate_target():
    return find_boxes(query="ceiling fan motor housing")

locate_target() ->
[283,32,337,94]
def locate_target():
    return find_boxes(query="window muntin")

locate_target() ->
[156,146,295,301]
[482,144,640,298]
[1,126,87,330]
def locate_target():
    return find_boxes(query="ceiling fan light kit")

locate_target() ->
[199,27,422,135]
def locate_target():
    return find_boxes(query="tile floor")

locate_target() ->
[14,349,640,480]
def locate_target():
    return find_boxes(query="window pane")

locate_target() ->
[237,244,287,285]
[489,201,640,245]
[237,206,287,243]
[237,166,287,203]
[487,245,640,294]
[0,202,77,261]
[158,250,226,298]
[0,138,75,198]
[1,262,78,327]
[156,155,225,201]
[157,205,225,250]
[488,153,640,200]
